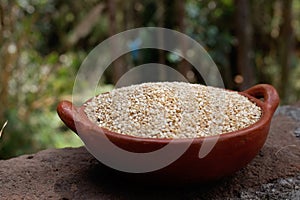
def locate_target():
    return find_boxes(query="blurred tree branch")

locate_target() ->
[177,0,193,82]
[278,0,294,98]
[67,3,105,47]
[235,0,254,90]
[108,0,126,84]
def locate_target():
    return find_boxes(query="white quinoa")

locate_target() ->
[84,82,262,139]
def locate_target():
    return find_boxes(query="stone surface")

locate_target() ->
[0,106,300,199]
[276,105,300,122]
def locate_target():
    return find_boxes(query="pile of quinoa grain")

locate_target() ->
[84,82,262,139]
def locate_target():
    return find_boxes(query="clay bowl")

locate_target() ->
[57,84,279,183]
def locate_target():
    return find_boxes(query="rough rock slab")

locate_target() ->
[0,107,300,199]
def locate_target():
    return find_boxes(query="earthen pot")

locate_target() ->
[57,84,279,183]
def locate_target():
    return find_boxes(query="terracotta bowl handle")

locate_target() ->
[243,84,280,113]
[57,100,78,133]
